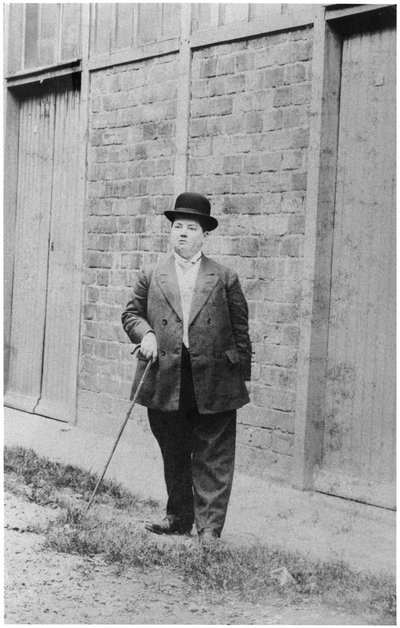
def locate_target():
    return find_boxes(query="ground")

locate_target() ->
[4,491,390,625]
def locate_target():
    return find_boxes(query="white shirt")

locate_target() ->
[174,250,202,348]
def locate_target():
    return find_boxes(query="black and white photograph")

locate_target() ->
[3,1,396,624]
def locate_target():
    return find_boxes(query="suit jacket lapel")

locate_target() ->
[189,255,219,326]
[156,256,183,321]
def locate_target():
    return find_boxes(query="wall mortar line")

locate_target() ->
[173,4,192,197]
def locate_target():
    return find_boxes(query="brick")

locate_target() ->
[254,49,275,69]
[239,237,259,257]
[282,106,308,127]
[276,258,304,281]
[86,286,100,302]
[85,251,113,269]
[276,303,300,324]
[260,365,278,386]
[83,321,98,339]
[221,237,240,255]
[269,409,294,432]
[259,129,293,151]
[96,270,110,286]
[252,384,273,408]
[207,118,226,135]
[255,258,277,279]
[284,63,306,84]
[281,325,300,347]
[270,387,296,412]
[272,432,293,455]
[287,214,305,234]
[87,234,112,250]
[260,193,282,214]
[200,58,217,78]
[292,82,312,105]
[281,150,303,170]
[235,52,254,72]
[83,303,97,321]
[273,86,292,107]
[259,236,281,257]
[83,268,97,285]
[277,366,298,390]
[213,136,233,156]
[189,158,208,176]
[250,427,273,450]
[273,42,297,66]
[280,235,304,257]
[263,67,285,87]
[256,344,297,368]
[281,191,305,213]
[226,74,246,94]
[291,171,308,191]
[294,39,313,62]
[264,280,301,303]
[225,116,243,134]
[292,128,309,148]
[217,55,235,75]
[223,155,242,174]
[245,111,263,133]
[191,137,213,157]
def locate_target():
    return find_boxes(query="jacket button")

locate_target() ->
[162,319,168,325]
[161,350,166,356]
[207,318,212,324]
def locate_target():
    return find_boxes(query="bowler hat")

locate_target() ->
[164,192,218,231]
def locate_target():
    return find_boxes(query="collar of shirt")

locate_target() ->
[173,250,202,270]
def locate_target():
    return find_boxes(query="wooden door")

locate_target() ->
[314,26,396,508]
[5,82,82,422]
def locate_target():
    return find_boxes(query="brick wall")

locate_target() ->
[78,55,178,429]
[77,27,313,482]
[188,28,313,480]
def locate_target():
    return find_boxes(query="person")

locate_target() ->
[121,192,251,546]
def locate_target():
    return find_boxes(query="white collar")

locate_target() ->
[174,250,202,266]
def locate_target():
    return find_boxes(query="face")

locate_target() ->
[170,216,208,260]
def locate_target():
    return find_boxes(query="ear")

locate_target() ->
[203,231,210,239]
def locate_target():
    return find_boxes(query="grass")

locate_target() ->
[4,445,158,511]
[4,445,396,620]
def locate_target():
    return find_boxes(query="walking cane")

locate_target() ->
[85,345,152,514]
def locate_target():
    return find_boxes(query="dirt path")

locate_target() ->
[5,491,387,625]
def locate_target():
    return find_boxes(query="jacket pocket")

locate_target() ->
[225,348,240,364]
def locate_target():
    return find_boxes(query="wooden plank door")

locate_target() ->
[314,26,396,508]
[5,82,82,422]
[35,86,82,422]
[5,94,56,412]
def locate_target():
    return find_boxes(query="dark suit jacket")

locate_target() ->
[122,254,252,414]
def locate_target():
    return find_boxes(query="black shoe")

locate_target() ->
[145,517,192,536]
[199,528,220,549]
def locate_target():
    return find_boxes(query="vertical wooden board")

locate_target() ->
[39,3,58,66]
[249,4,283,21]
[114,3,134,50]
[24,3,39,68]
[282,4,317,13]
[318,26,396,505]
[162,3,181,39]
[37,86,82,422]
[6,93,55,410]
[92,3,113,56]
[220,4,249,26]
[137,4,161,46]
[7,3,24,74]
[60,3,82,60]
[366,28,396,482]
[191,4,211,33]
